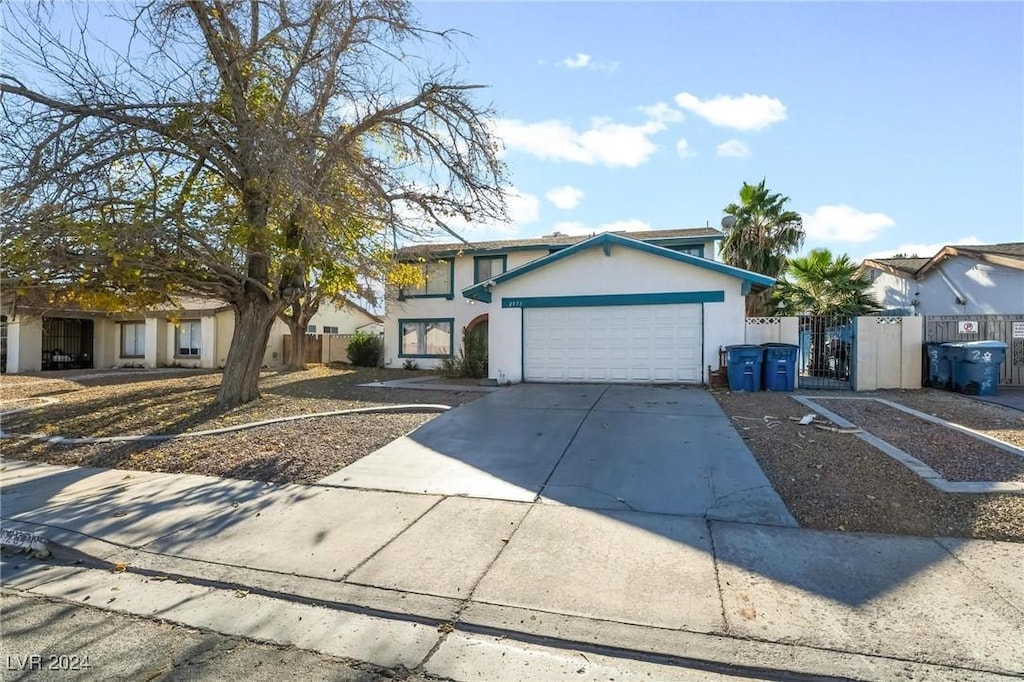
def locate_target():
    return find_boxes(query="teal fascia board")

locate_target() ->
[462,232,774,301]
[502,291,725,309]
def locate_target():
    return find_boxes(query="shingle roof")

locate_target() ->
[955,242,1024,259]
[870,257,931,274]
[394,227,723,258]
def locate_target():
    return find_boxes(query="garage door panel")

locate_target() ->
[524,304,703,384]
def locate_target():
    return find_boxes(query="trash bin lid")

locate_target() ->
[725,344,762,350]
[760,343,798,348]
[942,340,1008,349]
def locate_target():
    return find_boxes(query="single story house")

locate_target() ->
[857,242,1024,316]
[1,296,381,374]
[383,229,774,384]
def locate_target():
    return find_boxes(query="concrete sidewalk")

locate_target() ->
[2,458,1022,681]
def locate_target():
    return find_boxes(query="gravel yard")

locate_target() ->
[822,398,1024,483]
[713,389,1024,542]
[0,367,481,484]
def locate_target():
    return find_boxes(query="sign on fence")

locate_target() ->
[1014,322,1024,339]
[957,320,978,334]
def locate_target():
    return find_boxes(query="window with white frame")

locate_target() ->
[120,322,145,358]
[400,260,452,298]
[175,320,201,357]
[399,319,453,357]
[307,324,317,333]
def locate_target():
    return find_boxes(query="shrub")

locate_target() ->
[402,358,419,370]
[438,326,487,379]
[347,331,383,367]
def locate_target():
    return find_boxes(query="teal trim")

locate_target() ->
[519,308,524,382]
[473,254,508,284]
[666,244,705,258]
[399,259,455,300]
[462,233,774,302]
[502,291,725,309]
[406,235,718,260]
[397,317,455,358]
[741,281,753,296]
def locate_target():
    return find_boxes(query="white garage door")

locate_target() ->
[524,305,703,383]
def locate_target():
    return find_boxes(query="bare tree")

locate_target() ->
[1,0,506,406]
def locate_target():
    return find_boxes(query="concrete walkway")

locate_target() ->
[2,457,1022,680]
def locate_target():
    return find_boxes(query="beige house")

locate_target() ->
[1,297,381,374]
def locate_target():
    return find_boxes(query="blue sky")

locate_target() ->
[416,1,1024,260]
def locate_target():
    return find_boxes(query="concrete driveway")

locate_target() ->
[320,384,795,526]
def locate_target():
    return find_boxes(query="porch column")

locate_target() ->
[144,318,160,368]
[8,315,43,373]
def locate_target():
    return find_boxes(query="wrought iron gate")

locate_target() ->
[925,315,1024,385]
[797,315,855,390]
[41,317,95,370]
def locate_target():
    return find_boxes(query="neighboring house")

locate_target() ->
[383,228,775,384]
[2,296,381,374]
[857,243,1024,316]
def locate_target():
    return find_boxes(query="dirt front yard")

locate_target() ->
[0,367,481,484]
[714,388,1024,542]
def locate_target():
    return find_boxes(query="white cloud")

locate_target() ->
[560,52,618,73]
[562,53,591,69]
[674,92,787,131]
[601,219,651,232]
[715,139,750,158]
[863,237,984,260]
[545,185,585,210]
[640,102,684,124]
[494,117,665,168]
[548,219,651,237]
[431,186,540,241]
[801,205,896,243]
[676,138,696,158]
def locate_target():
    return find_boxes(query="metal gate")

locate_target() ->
[925,315,1024,385]
[41,317,95,370]
[798,315,855,390]
[0,315,7,374]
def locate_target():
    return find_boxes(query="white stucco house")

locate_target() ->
[856,243,1024,316]
[1,297,381,374]
[382,228,775,384]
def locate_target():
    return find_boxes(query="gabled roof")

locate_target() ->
[461,232,776,303]
[858,242,1024,280]
[857,257,931,279]
[395,227,723,259]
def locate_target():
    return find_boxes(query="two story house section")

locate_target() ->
[384,227,775,384]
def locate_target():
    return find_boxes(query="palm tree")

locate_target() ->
[773,248,879,379]
[773,248,879,316]
[720,179,804,316]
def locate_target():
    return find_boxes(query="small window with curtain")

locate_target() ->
[120,322,146,358]
[474,255,507,284]
[175,320,201,357]
[399,319,453,357]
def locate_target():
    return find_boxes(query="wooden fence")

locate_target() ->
[282,333,359,365]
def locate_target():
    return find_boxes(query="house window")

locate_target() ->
[474,255,507,284]
[668,245,705,258]
[175,320,201,357]
[399,319,453,357]
[307,324,317,333]
[120,322,146,358]
[400,260,453,298]
[323,326,339,334]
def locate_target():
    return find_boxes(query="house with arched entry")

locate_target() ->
[383,228,775,384]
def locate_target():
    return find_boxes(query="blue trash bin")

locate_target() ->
[761,343,798,392]
[923,341,951,389]
[726,344,764,392]
[943,341,1007,396]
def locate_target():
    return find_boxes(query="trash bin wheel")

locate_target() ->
[962,381,980,396]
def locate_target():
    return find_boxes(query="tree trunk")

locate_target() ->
[286,316,309,371]
[215,297,283,408]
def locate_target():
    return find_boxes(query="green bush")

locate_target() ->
[438,326,487,379]
[347,331,383,367]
